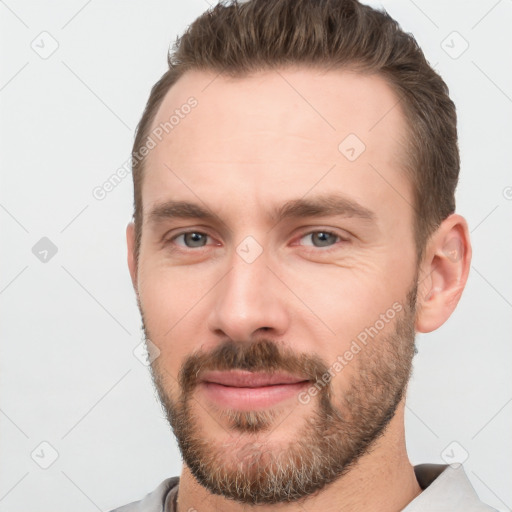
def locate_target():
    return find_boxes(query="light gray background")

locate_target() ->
[1,1,511,511]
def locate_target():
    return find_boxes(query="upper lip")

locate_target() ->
[200,370,310,388]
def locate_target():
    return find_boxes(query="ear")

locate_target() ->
[415,214,472,333]
[126,222,138,292]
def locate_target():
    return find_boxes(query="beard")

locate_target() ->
[143,283,418,505]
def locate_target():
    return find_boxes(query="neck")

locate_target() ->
[176,400,422,512]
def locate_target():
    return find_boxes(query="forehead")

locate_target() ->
[143,67,412,225]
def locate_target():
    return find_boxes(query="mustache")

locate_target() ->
[178,339,330,394]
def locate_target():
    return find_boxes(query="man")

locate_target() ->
[112,0,495,510]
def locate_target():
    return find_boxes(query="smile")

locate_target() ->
[199,370,311,410]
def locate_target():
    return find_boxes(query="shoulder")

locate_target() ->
[405,464,497,512]
[109,477,179,512]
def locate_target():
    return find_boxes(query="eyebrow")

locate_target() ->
[272,194,376,223]
[147,194,376,227]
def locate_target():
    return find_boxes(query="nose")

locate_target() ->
[207,249,290,342]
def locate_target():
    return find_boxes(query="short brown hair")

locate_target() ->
[131,0,459,263]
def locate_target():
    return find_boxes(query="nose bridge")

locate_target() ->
[208,245,289,340]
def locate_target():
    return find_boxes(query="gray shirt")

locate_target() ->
[110,464,496,512]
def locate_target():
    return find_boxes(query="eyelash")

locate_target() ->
[165,229,349,253]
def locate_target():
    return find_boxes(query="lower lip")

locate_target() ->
[199,381,310,410]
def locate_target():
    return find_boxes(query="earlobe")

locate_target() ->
[415,214,472,333]
[126,222,138,291]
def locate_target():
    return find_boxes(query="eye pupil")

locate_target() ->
[184,232,207,247]
[312,232,337,247]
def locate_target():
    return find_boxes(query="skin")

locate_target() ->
[126,67,471,511]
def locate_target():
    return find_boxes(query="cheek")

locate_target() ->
[279,254,411,343]
[138,264,210,375]
[138,260,208,329]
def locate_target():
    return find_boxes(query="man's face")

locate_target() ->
[130,68,419,504]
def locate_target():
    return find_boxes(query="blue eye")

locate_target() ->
[174,232,209,248]
[167,229,346,253]
[300,231,341,248]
